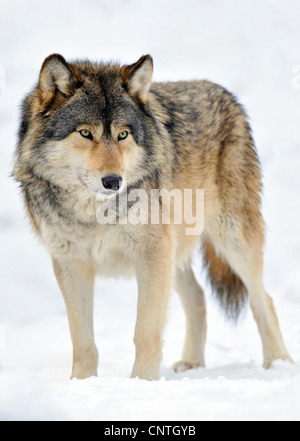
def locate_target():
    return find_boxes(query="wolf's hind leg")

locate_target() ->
[207,222,293,368]
[53,258,98,379]
[173,264,207,373]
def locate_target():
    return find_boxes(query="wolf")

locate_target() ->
[13,54,292,380]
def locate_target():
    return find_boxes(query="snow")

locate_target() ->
[0,0,300,421]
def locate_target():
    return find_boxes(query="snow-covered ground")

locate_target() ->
[0,0,300,421]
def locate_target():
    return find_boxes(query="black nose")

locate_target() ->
[101,174,123,191]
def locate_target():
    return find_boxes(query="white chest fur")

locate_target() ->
[40,219,138,278]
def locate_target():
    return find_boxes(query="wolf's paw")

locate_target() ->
[172,361,204,373]
[263,353,294,369]
[71,366,98,380]
[70,344,98,380]
[71,357,98,380]
[131,360,160,381]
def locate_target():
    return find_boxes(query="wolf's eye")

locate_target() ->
[79,129,93,140]
[118,130,129,141]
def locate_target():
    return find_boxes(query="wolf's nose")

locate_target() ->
[102,175,123,191]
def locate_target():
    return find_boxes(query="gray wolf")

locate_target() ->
[13,54,292,380]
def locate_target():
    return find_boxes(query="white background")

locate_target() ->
[0,0,299,421]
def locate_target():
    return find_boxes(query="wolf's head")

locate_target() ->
[15,54,157,198]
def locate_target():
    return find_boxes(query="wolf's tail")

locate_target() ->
[202,240,248,320]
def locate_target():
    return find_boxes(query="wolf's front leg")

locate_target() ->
[132,228,174,381]
[52,258,98,380]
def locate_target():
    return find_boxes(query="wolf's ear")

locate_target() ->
[121,55,153,104]
[38,54,81,105]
